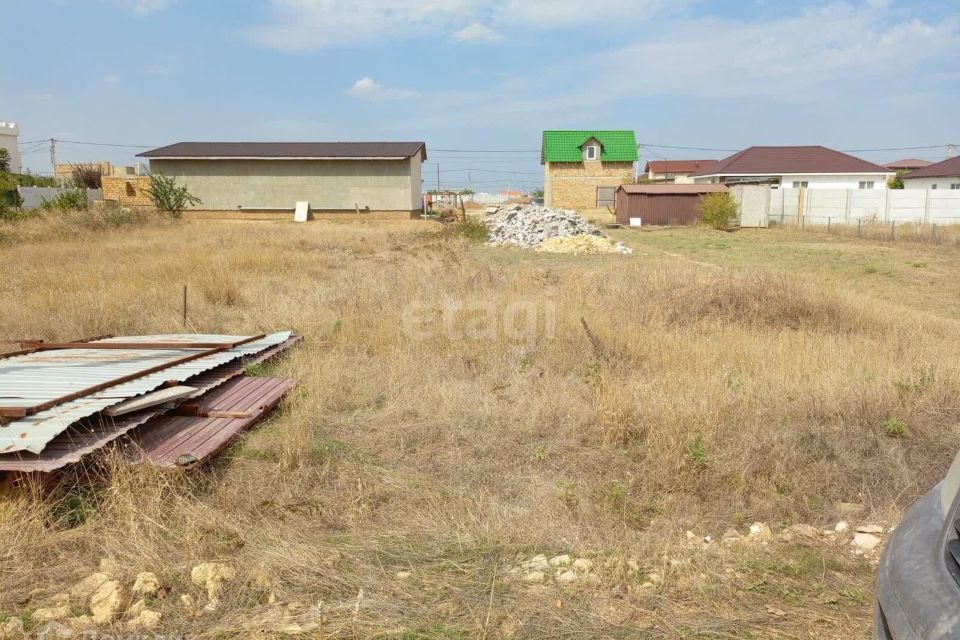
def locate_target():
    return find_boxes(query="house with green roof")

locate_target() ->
[541,130,637,210]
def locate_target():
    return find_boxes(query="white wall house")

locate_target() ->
[692,146,890,190]
[901,156,960,191]
[0,122,21,173]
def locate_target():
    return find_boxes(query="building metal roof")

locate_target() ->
[138,142,427,160]
[541,130,638,164]
[644,160,718,174]
[131,376,296,467]
[618,184,728,194]
[691,146,890,177]
[0,332,291,455]
[0,335,300,472]
[884,158,933,171]
[901,156,960,179]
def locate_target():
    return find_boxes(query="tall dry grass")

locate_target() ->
[2,216,959,637]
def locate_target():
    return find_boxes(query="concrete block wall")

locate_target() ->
[545,161,633,210]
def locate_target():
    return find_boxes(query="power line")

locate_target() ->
[55,139,155,149]
[431,148,539,153]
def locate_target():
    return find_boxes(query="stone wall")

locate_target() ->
[101,175,153,207]
[546,161,633,210]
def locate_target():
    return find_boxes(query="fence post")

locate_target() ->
[857,219,862,236]
[932,223,938,243]
[827,217,831,233]
[891,220,896,241]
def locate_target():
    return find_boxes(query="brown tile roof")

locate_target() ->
[883,158,933,170]
[139,141,427,160]
[618,184,728,194]
[644,160,717,174]
[691,146,888,177]
[901,156,960,179]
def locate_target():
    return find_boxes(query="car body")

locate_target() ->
[875,452,960,638]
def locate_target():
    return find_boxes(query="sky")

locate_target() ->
[3,0,959,192]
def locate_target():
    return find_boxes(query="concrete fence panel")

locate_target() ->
[849,191,886,221]
[928,191,960,223]
[17,187,102,210]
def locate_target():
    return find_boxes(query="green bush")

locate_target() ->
[439,217,488,242]
[698,192,739,230]
[147,172,201,218]
[41,188,88,211]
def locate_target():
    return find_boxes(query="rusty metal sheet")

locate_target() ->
[0,336,301,473]
[0,332,292,455]
[130,376,296,467]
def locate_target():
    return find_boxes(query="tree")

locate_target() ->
[0,149,10,174]
[146,172,201,218]
[697,191,738,230]
[530,188,544,199]
[887,172,905,189]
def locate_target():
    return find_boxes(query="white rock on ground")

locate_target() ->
[788,524,820,540]
[556,570,577,584]
[126,608,162,631]
[523,571,546,584]
[748,522,773,542]
[70,572,111,600]
[132,572,161,597]
[573,558,594,572]
[548,554,571,567]
[853,533,882,552]
[31,604,72,623]
[90,579,128,624]
[483,204,632,254]
[835,521,850,533]
[524,555,550,572]
[191,562,236,601]
[856,524,884,534]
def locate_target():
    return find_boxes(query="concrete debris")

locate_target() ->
[556,570,578,584]
[572,558,594,572]
[484,204,631,254]
[31,605,72,623]
[71,572,111,600]
[835,521,850,533]
[788,524,821,540]
[395,571,412,580]
[523,571,546,584]
[748,522,773,542]
[536,235,630,255]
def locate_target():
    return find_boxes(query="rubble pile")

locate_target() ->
[484,204,632,254]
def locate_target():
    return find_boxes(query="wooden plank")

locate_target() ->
[0,333,267,418]
[103,386,198,417]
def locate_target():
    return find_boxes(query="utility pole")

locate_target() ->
[436,163,440,193]
[49,138,56,177]
[467,170,472,192]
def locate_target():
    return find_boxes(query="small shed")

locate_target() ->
[615,184,728,226]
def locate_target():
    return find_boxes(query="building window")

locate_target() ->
[932,184,938,190]
[951,183,960,190]
[596,186,615,207]
[792,181,809,188]
[859,181,875,189]
[585,145,599,161]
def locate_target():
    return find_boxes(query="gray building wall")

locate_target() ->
[0,123,21,174]
[148,157,423,212]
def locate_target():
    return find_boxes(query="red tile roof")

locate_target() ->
[901,156,960,179]
[883,158,933,170]
[644,160,717,174]
[691,146,888,177]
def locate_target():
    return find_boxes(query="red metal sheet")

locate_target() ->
[0,336,301,473]
[130,376,295,467]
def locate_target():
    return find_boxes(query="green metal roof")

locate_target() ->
[541,130,638,163]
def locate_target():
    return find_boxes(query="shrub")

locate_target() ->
[71,164,103,189]
[41,187,88,211]
[439,217,488,242]
[147,172,201,218]
[883,417,908,438]
[698,192,739,230]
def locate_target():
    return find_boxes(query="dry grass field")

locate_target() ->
[3,215,960,638]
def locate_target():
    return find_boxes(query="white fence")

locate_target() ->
[732,186,960,228]
[16,187,103,210]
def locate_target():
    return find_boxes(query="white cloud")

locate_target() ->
[107,0,176,14]
[247,0,680,50]
[348,77,418,101]
[101,75,122,84]
[453,22,503,43]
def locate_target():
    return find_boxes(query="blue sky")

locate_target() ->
[4,0,959,191]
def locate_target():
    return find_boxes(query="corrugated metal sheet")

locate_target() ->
[131,376,296,466]
[0,336,301,472]
[0,332,291,455]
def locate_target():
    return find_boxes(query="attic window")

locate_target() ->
[585,145,599,160]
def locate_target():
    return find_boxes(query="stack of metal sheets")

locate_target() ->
[0,332,300,473]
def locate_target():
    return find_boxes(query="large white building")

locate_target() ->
[0,122,20,173]
[692,146,891,190]
[900,156,960,191]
